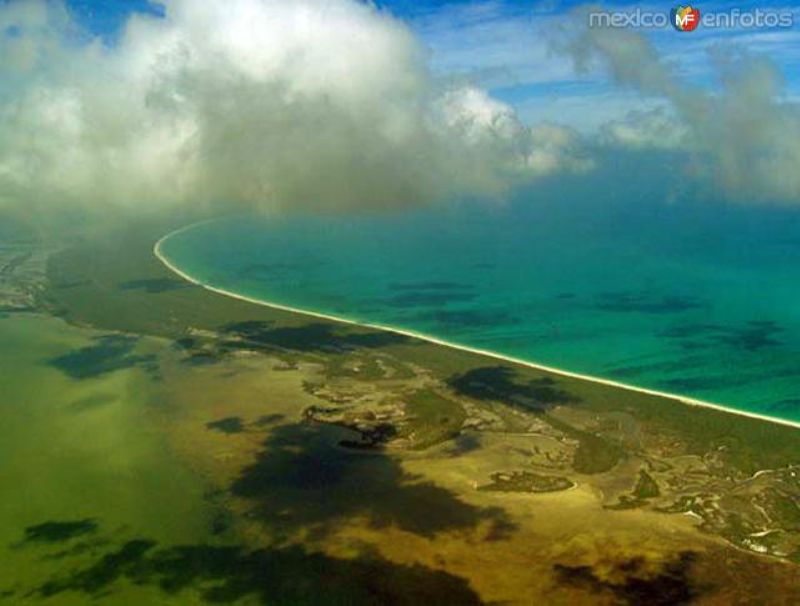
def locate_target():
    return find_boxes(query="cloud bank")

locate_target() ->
[562,12,800,203]
[0,0,588,217]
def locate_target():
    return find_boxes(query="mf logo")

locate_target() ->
[671,5,700,31]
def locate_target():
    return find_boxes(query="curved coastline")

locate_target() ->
[155,225,800,431]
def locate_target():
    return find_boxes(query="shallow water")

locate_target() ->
[0,314,214,603]
[160,179,800,423]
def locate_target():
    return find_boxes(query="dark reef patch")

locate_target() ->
[605,357,702,379]
[658,323,727,339]
[230,422,514,541]
[382,291,477,308]
[206,417,245,434]
[220,321,411,354]
[21,519,98,544]
[412,309,520,329]
[553,551,702,605]
[658,373,757,392]
[48,335,156,379]
[725,321,784,351]
[447,366,578,412]
[118,278,190,293]
[659,320,784,352]
[595,292,703,314]
[387,282,473,292]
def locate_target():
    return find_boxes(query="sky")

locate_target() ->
[59,0,800,130]
[1,0,799,221]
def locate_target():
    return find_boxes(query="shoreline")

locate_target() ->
[154,226,800,431]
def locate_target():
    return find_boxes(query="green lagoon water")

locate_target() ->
[0,314,215,603]
[161,173,800,424]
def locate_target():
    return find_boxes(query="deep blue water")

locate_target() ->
[160,166,800,422]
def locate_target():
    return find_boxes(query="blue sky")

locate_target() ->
[53,0,800,131]
[380,0,800,129]
[63,0,163,37]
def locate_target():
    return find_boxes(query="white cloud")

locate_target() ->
[526,122,593,175]
[0,0,588,218]
[561,10,800,203]
[437,87,592,178]
[599,106,685,149]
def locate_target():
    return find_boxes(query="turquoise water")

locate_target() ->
[160,170,800,423]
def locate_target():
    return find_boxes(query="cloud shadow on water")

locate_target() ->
[553,551,706,606]
[229,422,515,542]
[33,537,484,605]
[48,335,157,379]
[19,519,98,545]
[447,366,579,412]
[220,321,413,354]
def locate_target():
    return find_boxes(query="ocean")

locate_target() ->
[159,162,800,423]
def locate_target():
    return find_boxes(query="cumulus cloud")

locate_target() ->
[436,87,591,178]
[599,106,686,149]
[558,11,800,203]
[0,0,587,217]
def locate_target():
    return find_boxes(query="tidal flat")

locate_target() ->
[1,222,799,604]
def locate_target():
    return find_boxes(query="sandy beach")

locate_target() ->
[155,226,800,432]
